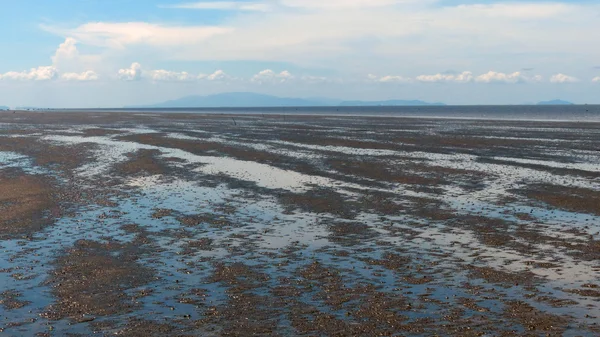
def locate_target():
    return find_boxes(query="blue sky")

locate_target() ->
[1,0,599,107]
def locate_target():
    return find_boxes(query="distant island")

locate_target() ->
[537,100,574,105]
[133,92,445,108]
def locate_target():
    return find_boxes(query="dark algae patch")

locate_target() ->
[521,184,600,216]
[115,149,168,176]
[0,136,94,172]
[327,221,379,246]
[199,263,278,336]
[0,170,57,236]
[0,291,31,310]
[279,188,357,218]
[43,240,154,321]
[468,266,538,287]
[503,301,570,335]
[328,158,445,186]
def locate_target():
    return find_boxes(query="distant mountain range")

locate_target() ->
[132,92,446,108]
[0,106,9,110]
[537,99,574,105]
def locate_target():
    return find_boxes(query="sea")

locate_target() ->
[76,105,600,122]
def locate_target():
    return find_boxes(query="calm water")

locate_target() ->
[76,105,600,121]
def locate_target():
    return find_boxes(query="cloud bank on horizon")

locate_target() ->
[0,0,599,107]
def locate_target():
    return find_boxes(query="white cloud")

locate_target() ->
[117,64,228,82]
[367,74,411,83]
[167,0,411,11]
[280,0,401,10]
[592,76,600,83]
[42,22,233,49]
[453,3,572,19]
[61,71,99,81]
[251,69,294,83]
[202,70,229,81]
[416,71,473,83]
[550,73,579,84]
[0,38,98,82]
[52,37,79,65]
[415,71,544,84]
[475,71,528,84]
[0,66,59,81]
[50,37,104,75]
[301,75,331,83]
[378,75,411,83]
[118,62,143,81]
[162,1,270,11]
[148,69,196,82]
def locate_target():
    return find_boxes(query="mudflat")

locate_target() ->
[1,111,599,336]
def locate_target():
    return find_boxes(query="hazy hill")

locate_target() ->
[139,92,318,108]
[537,99,574,105]
[137,92,445,108]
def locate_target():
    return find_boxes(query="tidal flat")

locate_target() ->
[0,111,599,336]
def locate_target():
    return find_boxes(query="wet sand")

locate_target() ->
[0,111,599,336]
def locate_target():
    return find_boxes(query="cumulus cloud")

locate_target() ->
[251,69,294,83]
[416,71,473,83]
[116,64,228,82]
[550,73,579,83]
[301,75,331,83]
[61,71,99,81]
[367,74,411,83]
[49,37,105,76]
[0,39,101,84]
[148,69,196,81]
[201,70,229,81]
[52,37,79,65]
[475,71,528,84]
[112,65,330,84]
[0,66,59,81]
[414,71,544,84]
[378,75,411,83]
[118,62,143,81]
[162,1,270,11]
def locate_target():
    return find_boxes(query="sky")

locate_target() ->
[1,0,599,107]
